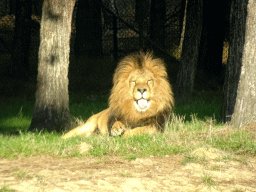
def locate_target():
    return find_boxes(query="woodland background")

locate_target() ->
[0,0,255,132]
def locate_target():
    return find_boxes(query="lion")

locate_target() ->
[62,51,174,139]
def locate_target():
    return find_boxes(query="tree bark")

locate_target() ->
[179,0,186,42]
[221,0,248,123]
[175,0,203,101]
[11,0,32,81]
[230,0,256,128]
[74,0,102,58]
[29,0,75,132]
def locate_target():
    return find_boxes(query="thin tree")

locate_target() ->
[29,0,76,132]
[74,0,102,58]
[229,0,256,128]
[175,0,203,101]
[221,0,248,123]
[11,0,32,81]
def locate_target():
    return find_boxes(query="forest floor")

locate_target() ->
[1,148,256,192]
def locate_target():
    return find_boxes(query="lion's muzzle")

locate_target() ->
[134,98,150,112]
[137,99,149,109]
[133,87,151,112]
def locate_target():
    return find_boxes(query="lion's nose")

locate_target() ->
[137,88,147,94]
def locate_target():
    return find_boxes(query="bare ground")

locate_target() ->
[1,148,256,192]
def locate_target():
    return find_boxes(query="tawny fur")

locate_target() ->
[62,52,174,139]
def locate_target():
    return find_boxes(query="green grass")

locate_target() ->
[181,153,207,165]
[0,185,16,192]
[0,94,108,132]
[12,169,32,179]
[0,91,255,160]
[174,90,223,122]
[0,97,33,132]
[201,172,216,188]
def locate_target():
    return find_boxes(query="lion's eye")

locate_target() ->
[148,79,153,84]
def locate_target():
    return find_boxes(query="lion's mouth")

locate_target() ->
[135,99,150,112]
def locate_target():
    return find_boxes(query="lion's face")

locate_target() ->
[109,52,174,123]
[129,69,154,113]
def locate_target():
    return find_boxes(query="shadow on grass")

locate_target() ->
[0,90,223,133]
[174,90,223,123]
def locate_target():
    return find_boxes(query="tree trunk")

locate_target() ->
[74,0,102,58]
[149,0,166,52]
[179,0,186,42]
[175,0,203,101]
[11,0,32,81]
[221,0,248,123]
[230,0,256,128]
[29,0,75,132]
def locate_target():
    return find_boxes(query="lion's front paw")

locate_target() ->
[111,121,126,136]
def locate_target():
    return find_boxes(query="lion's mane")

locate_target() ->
[108,52,174,131]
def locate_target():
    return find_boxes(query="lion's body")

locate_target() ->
[62,52,174,139]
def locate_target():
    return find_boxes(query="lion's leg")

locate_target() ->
[62,116,98,139]
[97,109,109,134]
[122,126,157,137]
[62,109,109,139]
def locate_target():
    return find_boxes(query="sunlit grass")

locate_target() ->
[0,91,255,160]
[0,114,255,160]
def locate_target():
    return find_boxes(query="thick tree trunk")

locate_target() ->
[149,0,166,52]
[175,0,203,101]
[29,0,75,132]
[221,0,248,123]
[230,0,256,128]
[12,0,32,81]
[74,0,102,58]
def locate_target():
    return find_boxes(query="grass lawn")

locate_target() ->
[0,91,255,160]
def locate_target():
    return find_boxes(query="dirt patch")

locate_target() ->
[1,149,256,191]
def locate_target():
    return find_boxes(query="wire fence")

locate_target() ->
[0,0,228,62]
[0,0,182,58]
[101,0,182,59]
